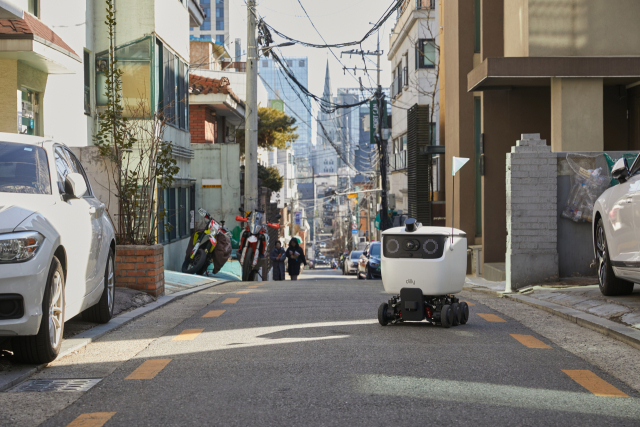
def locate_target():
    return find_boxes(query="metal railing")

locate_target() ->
[389,150,407,172]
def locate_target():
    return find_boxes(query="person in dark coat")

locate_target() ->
[270,241,286,281]
[286,239,306,280]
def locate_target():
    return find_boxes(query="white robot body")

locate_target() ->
[381,226,467,295]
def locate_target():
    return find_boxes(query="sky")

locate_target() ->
[228,0,394,99]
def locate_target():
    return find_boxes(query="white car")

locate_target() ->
[592,156,639,296]
[0,134,116,364]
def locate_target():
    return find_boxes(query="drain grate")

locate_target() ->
[8,378,102,393]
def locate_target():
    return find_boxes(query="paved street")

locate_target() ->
[3,272,640,426]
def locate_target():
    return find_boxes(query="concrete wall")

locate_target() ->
[551,78,603,152]
[504,0,640,57]
[41,0,94,146]
[191,143,242,231]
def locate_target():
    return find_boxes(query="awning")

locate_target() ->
[0,12,80,74]
[468,57,640,92]
[189,74,246,127]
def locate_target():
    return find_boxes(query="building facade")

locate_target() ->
[189,0,229,47]
[442,0,640,276]
[388,0,441,219]
[258,56,312,162]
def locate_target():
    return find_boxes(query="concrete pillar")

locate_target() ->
[0,60,18,133]
[551,78,603,152]
[506,134,558,291]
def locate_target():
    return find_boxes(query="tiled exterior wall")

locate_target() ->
[506,133,558,291]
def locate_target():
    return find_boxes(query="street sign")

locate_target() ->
[294,211,302,226]
[347,193,357,199]
[352,230,358,235]
[202,179,222,188]
[374,213,380,230]
[352,223,357,230]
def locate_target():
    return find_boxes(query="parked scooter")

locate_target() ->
[236,209,281,281]
[181,208,231,275]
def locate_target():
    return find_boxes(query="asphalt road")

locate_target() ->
[4,275,640,427]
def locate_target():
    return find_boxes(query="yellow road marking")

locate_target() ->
[125,359,171,380]
[510,334,552,349]
[203,310,226,318]
[246,286,259,289]
[67,412,116,427]
[462,301,475,306]
[172,329,204,341]
[477,313,506,322]
[222,298,240,303]
[236,291,251,294]
[562,370,628,397]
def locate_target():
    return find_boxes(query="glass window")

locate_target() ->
[65,149,92,196]
[299,60,305,67]
[416,39,436,69]
[216,35,225,45]
[179,187,187,237]
[28,0,39,17]
[0,142,50,194]
[201,21,211,31]
[203,7,210,20]
[84,50,91,116]
[96,38,152,118]
[200,35,212,41]
[18,88,40,136]
[163,47,175,124]
[262,60,268,67]
[216,21,224,31]
[168,188,177,241]
[216,7,224,18]
[286,60,293,67]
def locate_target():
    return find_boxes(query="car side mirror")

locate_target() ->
[612,157,630,183]
[63,173,87,200]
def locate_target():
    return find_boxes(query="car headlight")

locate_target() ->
[0,231,45,263]
[369,261,379,268]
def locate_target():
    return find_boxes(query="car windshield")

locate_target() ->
[0,142,51,194]
[369,243,380,257]
[351,251,362,259]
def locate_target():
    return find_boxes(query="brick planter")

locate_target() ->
[115,244,164,297]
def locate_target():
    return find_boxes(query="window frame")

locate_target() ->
[83,50,91,116]
[416,39,436,70]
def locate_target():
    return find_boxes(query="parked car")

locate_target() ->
[319,242,327,248]
[358,242,381,280]
[0,134,116,364]
[343,251,362,275]
[592,156,640,296]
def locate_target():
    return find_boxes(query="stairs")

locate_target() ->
[484,263,506,282]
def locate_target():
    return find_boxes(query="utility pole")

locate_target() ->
[244,0,258,213]
[374,29,391,234]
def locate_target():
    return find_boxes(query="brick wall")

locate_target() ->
[189,105,217,144]
[506,133,558,291]
[115,244,164,297]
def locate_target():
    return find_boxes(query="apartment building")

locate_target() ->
[388,0,442,224]
[189,0,229,47]
[442,0,640,276]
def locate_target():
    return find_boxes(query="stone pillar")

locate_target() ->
[551,78,603,152]
[506,134,558,292]
[0,60,17,133]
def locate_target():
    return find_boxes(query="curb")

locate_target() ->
[0,279,234,392]
[464,285,640,351]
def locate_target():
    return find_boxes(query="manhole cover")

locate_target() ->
[8,378,102,393]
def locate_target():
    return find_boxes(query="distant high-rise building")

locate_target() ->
[190,0,229,47]
[313,61,338,175]
[234,38,241,62]
[258,57,312,164]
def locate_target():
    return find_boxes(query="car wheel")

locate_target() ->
[14,256,65,364]
[83,248,115,324]
[596,219,635,296]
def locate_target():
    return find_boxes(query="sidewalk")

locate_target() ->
[464,275,640,349]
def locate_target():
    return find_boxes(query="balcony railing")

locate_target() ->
[389,150,407,172]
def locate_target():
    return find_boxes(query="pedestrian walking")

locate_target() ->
[270,241,286,281]
[286,239,306,281]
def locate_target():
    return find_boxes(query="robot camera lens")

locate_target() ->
[404,239,419,251]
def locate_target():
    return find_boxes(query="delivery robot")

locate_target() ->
[377,218,469,328]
